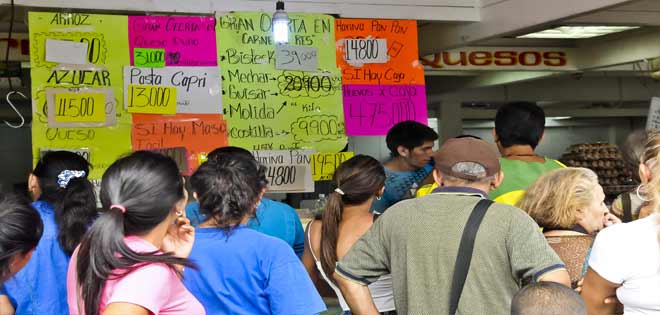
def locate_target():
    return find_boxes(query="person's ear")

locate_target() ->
[397,146,410,158]
[639,163,652,184]
[433,169,444,187]
[27,174,40,201]
[491,128,498,143]
[539,131,545,144]
[491,171,504,190]
[192,192,199,201]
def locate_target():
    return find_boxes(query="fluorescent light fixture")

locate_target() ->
[518,26,639,39]
[273,1,289,44]
[551,116,573,120]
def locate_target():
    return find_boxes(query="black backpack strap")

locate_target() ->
[449,198,493,315]
[622,193,633,223]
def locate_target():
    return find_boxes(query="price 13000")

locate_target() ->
[128,86,173,108]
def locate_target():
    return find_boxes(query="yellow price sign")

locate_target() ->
[311,152,354,181]
[127,85,177,115]
[54,93,106,123]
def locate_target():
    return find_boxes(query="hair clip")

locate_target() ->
[57,170,86,188]
[334,188,345,195]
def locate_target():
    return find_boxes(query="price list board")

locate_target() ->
[336,19,428,136]
[217,12,347,152]
[29,12,132,179]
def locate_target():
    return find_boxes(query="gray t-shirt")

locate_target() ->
[337,190,565,315]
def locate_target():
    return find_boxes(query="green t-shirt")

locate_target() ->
[336,191,565,315]
[489,158,564,204]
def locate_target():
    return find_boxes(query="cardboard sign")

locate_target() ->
[131,113,228,175]
[45,87,117,128]
[342,38,388,66]
[217,12,347,152]
[151,147,189,173]
[133,48,165,67]
[53,92,106,123]
[276,44,318,72]
[129,16,217,67]
[311,152,354,181]
[124,66,222,114]
[251,150,315,192]
[30,12,132,179]
[126,84,177,114]
[342,84,428,136]
[336,19,423,85]
[45,38,88,65]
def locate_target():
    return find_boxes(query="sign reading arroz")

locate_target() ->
[251,149,316,192]
[124,66,222,114]
[420,47,577,71]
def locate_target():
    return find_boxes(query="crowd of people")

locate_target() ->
[0,101,658,315]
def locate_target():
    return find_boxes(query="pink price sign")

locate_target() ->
[129,16,217,67]
[342,84,428,136]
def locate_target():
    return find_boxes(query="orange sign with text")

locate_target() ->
[335,19,424,85]
[131,113,228,174]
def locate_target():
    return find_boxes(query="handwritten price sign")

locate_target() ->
[134,48,165,67]
[127,85,177,114]
[54,93,106,123]
[311,152,354,181]
[342,38,388,65]
[276,44,318,72]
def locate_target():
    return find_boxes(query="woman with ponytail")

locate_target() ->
[183,151,325,314]
[66,151,203,315]
[582,132,660,314]
[302,155,395,314]
[2,151,97,315]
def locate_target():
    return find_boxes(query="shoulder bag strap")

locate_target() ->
[449,198,493,315]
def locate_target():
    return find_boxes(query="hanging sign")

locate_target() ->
[251,149,315,192]
[123,66,222,114]
[217,12,346,152]
[29,12,132,179]
[336,19,428,136]
[131,113,228,174]
[128,16,217,67]
[311,151,354,181]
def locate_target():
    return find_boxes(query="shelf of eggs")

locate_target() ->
[560,143,635,196]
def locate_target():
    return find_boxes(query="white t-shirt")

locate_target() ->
[589,214,660,314]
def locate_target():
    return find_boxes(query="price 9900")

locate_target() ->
[291,115,345,142]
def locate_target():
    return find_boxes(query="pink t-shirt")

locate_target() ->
[66,236,205,315]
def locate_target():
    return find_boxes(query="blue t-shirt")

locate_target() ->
[185,198,305,258]
[3,201,70,315]
[371,160,435,213]
[183,227,326,315]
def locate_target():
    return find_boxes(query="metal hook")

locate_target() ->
[3,90,26,128]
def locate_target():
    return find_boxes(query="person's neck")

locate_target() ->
[138,217,172,249]
[501,145,543,162]
[342,202,374,220]
[386,156,417,172]
[199,215,248,228]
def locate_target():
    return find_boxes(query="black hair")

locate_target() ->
[207,146,253,162]
[190,150,268,234]
[321,155,385,281]
[76,151,191,315]
[495,102,546,149]
[511,282,585,315]
[0,193,43,282]
[32,151,97,255]
[386,120,438,157]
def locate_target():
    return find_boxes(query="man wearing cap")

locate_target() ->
[333,137,570,315]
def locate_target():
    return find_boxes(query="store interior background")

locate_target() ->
[0,0,659,195]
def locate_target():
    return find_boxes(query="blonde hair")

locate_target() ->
[517,167,599,228]
[643,132,660,214]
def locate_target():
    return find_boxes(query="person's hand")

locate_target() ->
[575,278,583,293]
[603,212,622,227]
[578,278,623,314]
[162,217,195,259]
